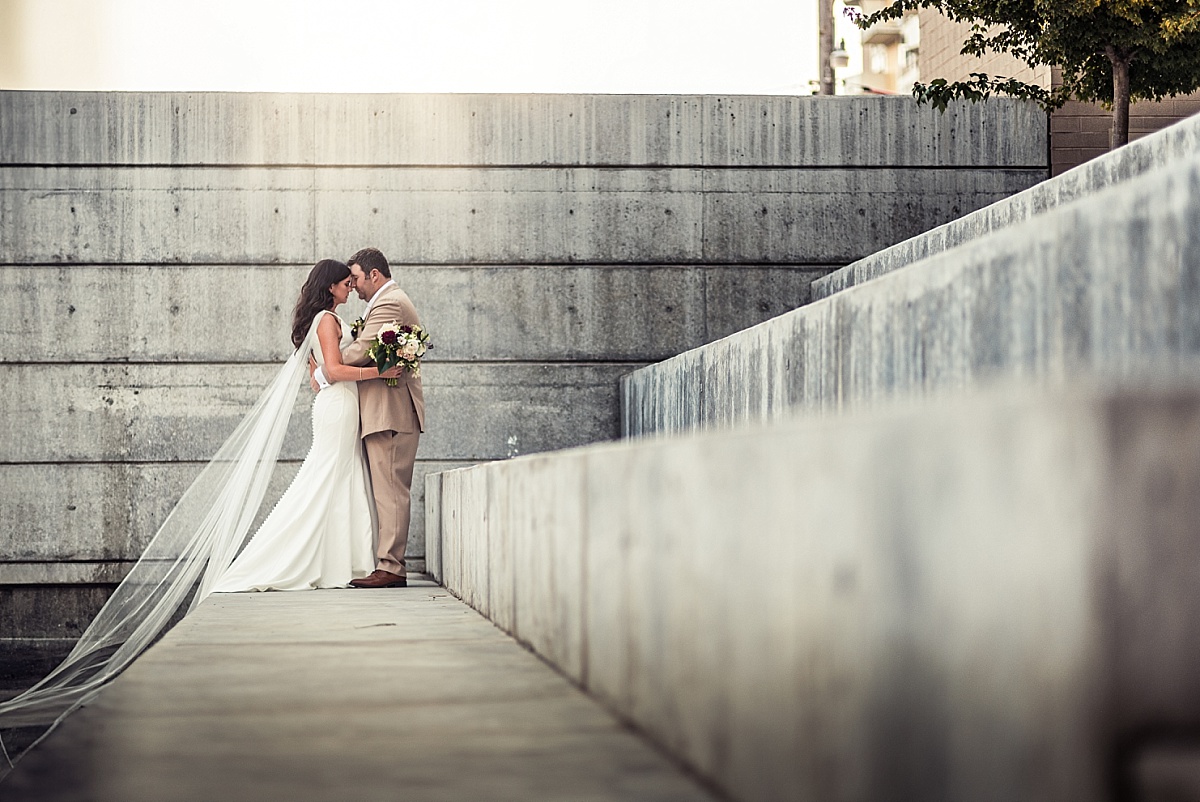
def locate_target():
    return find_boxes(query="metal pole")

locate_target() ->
[818,0,835,95]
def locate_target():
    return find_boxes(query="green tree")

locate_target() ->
[850,0,1200,147]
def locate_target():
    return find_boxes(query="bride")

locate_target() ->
[0,258,401,777]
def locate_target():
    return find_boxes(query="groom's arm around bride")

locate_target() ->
[337,247,425,587]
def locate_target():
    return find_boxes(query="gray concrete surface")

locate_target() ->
[0,91,1046,656]
[1,165,1040,264]
[0,93,1046,167]
[811,110,1200,302]
[1,362,631,462]
[429,381,1200,801]
[1,264,821,363]
[3,584,717,801]
[624,146,1200,438]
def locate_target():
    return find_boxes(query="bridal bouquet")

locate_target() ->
[368,322,431,386]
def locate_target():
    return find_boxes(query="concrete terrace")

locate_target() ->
[4,582,716,801]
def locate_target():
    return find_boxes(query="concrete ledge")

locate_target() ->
[428,381,1200,800]
[0,93,1045,167]
[811,111,1200,302]
[623,148,1200,438]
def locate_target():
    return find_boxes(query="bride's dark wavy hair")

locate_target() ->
[291,259,350,349]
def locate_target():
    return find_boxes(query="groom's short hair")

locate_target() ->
[348,247,391,279]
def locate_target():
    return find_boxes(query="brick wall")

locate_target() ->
[1050,87,1200,174]
[916,9,1049,87]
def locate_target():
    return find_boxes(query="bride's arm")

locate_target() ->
[316,314,387,383]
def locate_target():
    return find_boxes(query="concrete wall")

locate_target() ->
[428,381,1200,801]
[812,110,1200,304]
[0,91,1046,663]
[625,144,1200,439]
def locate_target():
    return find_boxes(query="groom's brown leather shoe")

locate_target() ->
[350,569,408,589]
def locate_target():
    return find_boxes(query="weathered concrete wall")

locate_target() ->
[428,382,1200,801]
[811,111,1200,303]
[624,144,1200,438]
[0,92,1046,658]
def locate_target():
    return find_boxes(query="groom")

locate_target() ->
[316,247,425,588]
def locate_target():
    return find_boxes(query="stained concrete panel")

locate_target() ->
[1,92,1044,168]
[439,470,462,599]
[312,94,708,166]
[315,166,1039,266]
[0,92,317,165]
[583,441,734,778]
[699,168,1042,263]
[456,468,490,615]
[424,472,443,583]
[0,167,317,264]
[700,96,1047,167]
[484,460,515,634]
[0,264,822,363]
[0,362,629,462]
[3,166,1042,265]
[312,168,706,265]
[0,460,470,564]
[509,452,587,683]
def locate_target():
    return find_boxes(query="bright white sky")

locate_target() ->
[0,0,863,94]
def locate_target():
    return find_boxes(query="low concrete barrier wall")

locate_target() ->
[810,111,1200,302]
[0,92,1046,663]
[428,382,1200,801]
[623,148,1200,438]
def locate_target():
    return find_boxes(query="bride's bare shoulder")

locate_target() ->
[316,311,343,337]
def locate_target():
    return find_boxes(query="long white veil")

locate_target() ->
[0,317,325,780]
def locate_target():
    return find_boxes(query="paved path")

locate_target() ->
[5,578,717,801]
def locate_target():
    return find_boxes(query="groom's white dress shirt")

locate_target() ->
[313,279,397,389]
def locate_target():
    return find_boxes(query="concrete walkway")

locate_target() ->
[5,578,717,801]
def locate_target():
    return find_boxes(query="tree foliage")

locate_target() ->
[850,0,1200,145]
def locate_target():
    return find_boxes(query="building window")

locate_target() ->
[868,44,888,74]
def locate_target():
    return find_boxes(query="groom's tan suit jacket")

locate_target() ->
[339,282,425,576]
[340,284,425,437]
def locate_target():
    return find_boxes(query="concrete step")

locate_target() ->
[2,582,716,802]
[623,137,1200,439]
[428,380,1200,801]
[810,110,1200,303]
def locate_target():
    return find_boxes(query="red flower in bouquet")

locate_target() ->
[366,322,432,386]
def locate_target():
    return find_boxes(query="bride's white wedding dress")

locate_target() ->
[212,310,375,592]
[1,308,378,778]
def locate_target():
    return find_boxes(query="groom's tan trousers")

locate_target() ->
[364,429,420,576]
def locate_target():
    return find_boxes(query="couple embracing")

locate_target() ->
[0,248,425,771]
[214,247,424,593]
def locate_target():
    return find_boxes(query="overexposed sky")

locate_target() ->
[0,0,863,94]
